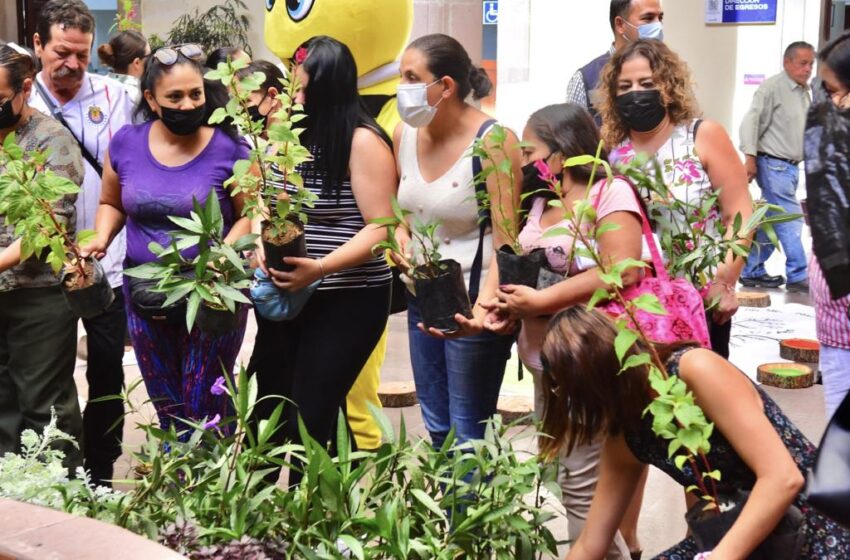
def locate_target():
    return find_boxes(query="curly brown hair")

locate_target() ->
[596,40,700,148]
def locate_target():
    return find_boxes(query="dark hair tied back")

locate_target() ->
[408,34,492,101]
[98,30,147,74]
[0,42,38,91]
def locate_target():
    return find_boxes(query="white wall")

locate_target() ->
[496,0,822,146]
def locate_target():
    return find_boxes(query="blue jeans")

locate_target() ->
[406,295,513,448]
[742,155,808,284]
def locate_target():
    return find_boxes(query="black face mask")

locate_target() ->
[0,92,22,129]
[521,158,561,194]
[615,90,666,132]
[247,104,269,129]
[159,104,207,136]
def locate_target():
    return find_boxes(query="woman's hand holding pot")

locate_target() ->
[252,241,269,275]
[494,284,545,321]
[388,228,413,274]
[706,281,738,325]
[269,256,323,291]
[480,297,518,335]
[418,311,484,339]
[79,235,109,260]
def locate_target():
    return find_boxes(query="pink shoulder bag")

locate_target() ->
[597,179,711,348]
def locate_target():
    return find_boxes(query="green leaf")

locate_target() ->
[619,353,652,374]
[186,292,201,331]
[337,536,365,560]
[631,293,667,316]
[586,288,610,310]
[614,328,638,364]
[411,489,447,521]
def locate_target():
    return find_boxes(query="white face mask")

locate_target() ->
[623,20,664,42]
[397,80,444,128]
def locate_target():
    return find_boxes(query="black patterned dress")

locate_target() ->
[624,347,850,559]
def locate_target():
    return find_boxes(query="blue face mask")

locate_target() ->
[625,21,664,42]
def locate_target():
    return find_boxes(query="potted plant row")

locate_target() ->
[124,194,256,335]
[373,198,472,333]
[0,133,113,317]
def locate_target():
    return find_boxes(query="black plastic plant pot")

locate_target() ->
[413,259,472,333]
[262,219,307,273]
[496,245,547,288]
[60,257,115,319]
[684,490,804,559]
[196,304,241,337]
[536,266,566,290]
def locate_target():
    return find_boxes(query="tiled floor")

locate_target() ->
[73,283,828,558]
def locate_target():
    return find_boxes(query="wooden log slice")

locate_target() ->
[378,381,418,408]
[497,395,534,425]
[757,362,814,389]
[779,338,820,364]
[736,291,771,308]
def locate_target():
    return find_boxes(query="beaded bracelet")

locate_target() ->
[693,552,713,560]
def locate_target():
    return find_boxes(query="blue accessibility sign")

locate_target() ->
[483,1,498,25]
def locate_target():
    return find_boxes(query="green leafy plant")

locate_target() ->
[2,367,562,559]
[539,146,724,511]
[0,410,122,520]
[372,198,449,280]
[166,0,252,56]
[615,152,800,291]
[470,123,529,255]
[206,56,317,248]
[110,0,142,33]
[124,194,256,331]
[0,133,95,283]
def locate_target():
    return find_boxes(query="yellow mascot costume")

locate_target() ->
[265,0,414,450]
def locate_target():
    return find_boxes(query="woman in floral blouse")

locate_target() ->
[598,39,753,359]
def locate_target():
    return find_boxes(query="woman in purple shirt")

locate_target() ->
[85,44,250,434]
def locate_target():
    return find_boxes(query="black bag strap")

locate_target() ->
[468,118,497,304]
[34,79,104,177]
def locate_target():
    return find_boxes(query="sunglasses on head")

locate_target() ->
[152,44,204,66]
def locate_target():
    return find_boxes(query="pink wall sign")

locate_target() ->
[744,74,766,85]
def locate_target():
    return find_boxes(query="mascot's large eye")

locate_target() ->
[286,0,314,21]
[266,0,275,11]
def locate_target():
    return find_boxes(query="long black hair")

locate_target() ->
[296,36,391,197]
[134,50,237,139]
[821,30,850,89]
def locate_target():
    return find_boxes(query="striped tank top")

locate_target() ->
[268,145,391,290]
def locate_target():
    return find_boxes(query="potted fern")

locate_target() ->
[471,124,546,288]
[0,133,113,318]
[374,199,472,332]
[124,194,256,335]
[207,54,316,274]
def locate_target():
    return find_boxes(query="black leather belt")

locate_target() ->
[757,152,799,166]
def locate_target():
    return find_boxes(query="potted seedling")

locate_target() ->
[125,194,256,335]
[373,199,472,332]
[470,124,546,288]
[207,55,316,274]
[0,133,113,317]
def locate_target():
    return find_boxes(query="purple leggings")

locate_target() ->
[125,291,247,435]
